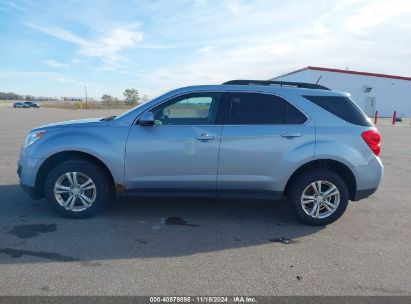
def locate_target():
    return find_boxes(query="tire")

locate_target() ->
[44,159,110,218]
[288,169,349,226]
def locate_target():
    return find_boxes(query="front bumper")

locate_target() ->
[20,183,42,199]
[17,149,44,200]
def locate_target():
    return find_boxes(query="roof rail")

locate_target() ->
[222,80,330,90]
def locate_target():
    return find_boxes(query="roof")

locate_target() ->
[222,80,330,90]
[275,66,411,82]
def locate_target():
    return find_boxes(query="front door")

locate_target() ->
[125,92,224,194]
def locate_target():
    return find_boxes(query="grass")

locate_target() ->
[39,101,135,110]
[1,100,136,110]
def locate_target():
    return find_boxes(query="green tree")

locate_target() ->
[141,94,149,103]
[123,88,140,106]
[0,92,22,100]
[101,94,114,106]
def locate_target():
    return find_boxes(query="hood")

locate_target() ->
[32,117,105,131]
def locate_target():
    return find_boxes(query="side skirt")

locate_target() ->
[125,188,284,200]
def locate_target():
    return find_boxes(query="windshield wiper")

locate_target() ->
[100,115,116,121]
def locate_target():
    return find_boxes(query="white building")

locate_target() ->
[273,66,411,117]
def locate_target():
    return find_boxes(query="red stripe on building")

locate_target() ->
[275,66,411,81]
[306,66,411,81]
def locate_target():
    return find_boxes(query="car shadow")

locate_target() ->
[0,184,323,264]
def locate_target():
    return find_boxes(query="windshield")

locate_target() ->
[115,93,162,120]
[115,102,146,120]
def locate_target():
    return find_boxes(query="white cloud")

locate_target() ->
[331,0,363,12]
[3,0,24,11]
[344,0,411,30]
[133,0,411,96]
[2,71,85,85]
[197,46,215,53]
[26,23,143,69]
[223,0,241,16]
[80,27,143,67]
[10,0,411,98]
[305,21,330,36]
[44,59,69,68]
[25,23,88,45]
[139,41,296,95]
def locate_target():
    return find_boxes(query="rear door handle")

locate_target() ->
[281,132,302,138]
[196,134,216,141]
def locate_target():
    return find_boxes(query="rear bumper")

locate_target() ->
[353,156,383,193]
[353,188,377,201]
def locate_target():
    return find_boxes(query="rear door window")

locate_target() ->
[225,92,306,125]
[303,95,372,127]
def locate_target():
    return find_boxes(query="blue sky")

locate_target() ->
[1,0,410,99]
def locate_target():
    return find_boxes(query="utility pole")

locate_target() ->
[85,86,88,109]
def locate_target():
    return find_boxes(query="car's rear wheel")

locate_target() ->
[288,169,349,226]
[44,159,110,218]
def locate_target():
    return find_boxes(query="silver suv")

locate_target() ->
[17,80,383,225]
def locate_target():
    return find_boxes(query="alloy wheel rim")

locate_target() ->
[301,180,340,219]
[54,172,97,212]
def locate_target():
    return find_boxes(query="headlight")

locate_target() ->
[24,130,46,149]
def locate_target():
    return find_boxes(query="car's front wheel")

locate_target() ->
[44,159,110,218]
[288,169,349,226]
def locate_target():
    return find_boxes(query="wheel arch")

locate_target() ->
[284,159,357,200]
[35,151,115,198]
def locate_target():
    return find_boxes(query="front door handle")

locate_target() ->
[281,132,302,138]
[196,134,216,141]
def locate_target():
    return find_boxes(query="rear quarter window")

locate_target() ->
[286,102,307,124]
[303,95,373,127]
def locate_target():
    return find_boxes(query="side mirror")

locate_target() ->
[139,111,155,126]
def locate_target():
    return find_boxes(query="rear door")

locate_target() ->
[217,92,315,198]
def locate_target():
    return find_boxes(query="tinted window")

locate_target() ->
[303,95,372,127]
[152,93,222,125]
[286,103,307,124]
[227,93,306,125]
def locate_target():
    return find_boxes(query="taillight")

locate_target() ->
[361,130,381,156]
